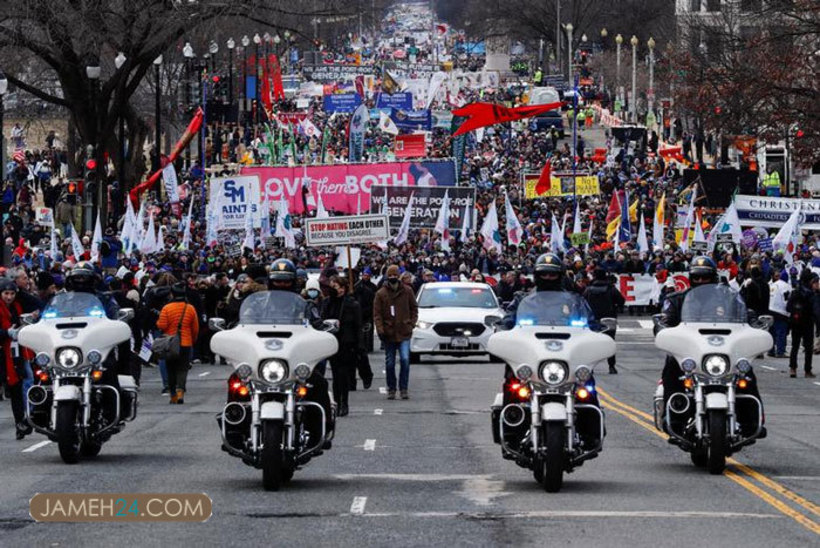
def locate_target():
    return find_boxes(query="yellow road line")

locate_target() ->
[724,470,820,535]
[598,386,820,535]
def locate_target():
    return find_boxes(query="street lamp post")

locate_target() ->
[114,52,127,216]
[227,38,235,116]
[183,42,195,170]
[630,35,638,123]
[615,34,623,115]
[153,55,163,172]
[600,29,608,93]
[253,33,262,127]
[241,35,250,123]
[0,72,7,182]
[647,36,656,116]
[85,62,101,232]
[284,30,292,73]
[565,23,573,89]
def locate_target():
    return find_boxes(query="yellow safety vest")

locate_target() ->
[763,172,780,188]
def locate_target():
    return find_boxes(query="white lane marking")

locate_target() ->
[350,496,367,515]
[761,366,777,371]
[457,478,511,506]
[363,439,376,451]
[618,328,636,332]
[379,387,387,394]
[336,473,492,481]
[198,371,211,377]
[638,320,655,329]
[814,382,820,387]
[23,440,51,453]
[358,510,782,519]
[374,409,383,416]
[774,476,820,481]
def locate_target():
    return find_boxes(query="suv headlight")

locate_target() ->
[259,359,289,384]
[539,361,568,386]
[703,355,729,377]
[416,321,433,330]
[56,347,82,370]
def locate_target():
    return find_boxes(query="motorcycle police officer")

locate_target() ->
[658,256,765,437]
[267,259,333,447]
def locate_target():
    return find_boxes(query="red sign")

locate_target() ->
[394,134,426,159]
[278,112,309,124]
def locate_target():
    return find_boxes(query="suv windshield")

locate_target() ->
[43,292,106,320]
[681,284,748,324]
[516,291,593,327]
[418,286,498,309]
[239,291,307,325]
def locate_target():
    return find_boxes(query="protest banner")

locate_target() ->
[242,159,457,215]
[304,214,390,247]
[302,64,372,82]
[370,185,476,229]
[209,176,262,230]
[322,93,362,113]
[522,172,601,199]
[390,108,432,131]
[376,92,413,110]
[617,273,691,306]
[35,207,54,226]
[735,195,820,230]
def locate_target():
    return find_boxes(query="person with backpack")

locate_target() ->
[786,270,818,378]
[156,283,199,404]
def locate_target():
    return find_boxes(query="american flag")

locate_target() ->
[12,147,25,164]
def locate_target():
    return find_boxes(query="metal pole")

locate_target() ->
[186,59,192,170]
[201,70,207,221]
[154,63,161,172]
[229,48,234,110]
[631,41,637,123]
[572,74,578,206]
[556,0,561,78]
[616,41,621,106]
[567,28,573,89]
[0,94,4,182]
[648,45,655,115]
[255,43,260,127]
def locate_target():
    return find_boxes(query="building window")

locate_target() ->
[690,0,701,11]
[706,0,721,11]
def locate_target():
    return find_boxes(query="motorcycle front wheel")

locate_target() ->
[707,410,728,475]
[56,401,82,464]
[542,422,565,493]
[262,420,284,491]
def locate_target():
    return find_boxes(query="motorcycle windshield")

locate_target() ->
[238,291,307,325]
[42,292,106,320]
[680,285,748,324]
[516,291,593,327]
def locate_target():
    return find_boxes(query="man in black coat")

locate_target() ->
[584,269,625,373]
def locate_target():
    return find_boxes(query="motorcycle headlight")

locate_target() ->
[259,359,289,384]
[235,363,253,381]
[735,358,752,375]
[574,365,592,383]
[294,362,311,381]
[539,361,568,386]
[516,364,533,382]
[34,352,50,368]
[416,321,433,330]
[56,347,82,370]
[86,350,102,366]
[680,358,697,373]
[703,355,729,377]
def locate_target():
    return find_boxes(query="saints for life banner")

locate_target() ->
[209,176,262,230]
[242,159,457,215]
[370,185,477,229]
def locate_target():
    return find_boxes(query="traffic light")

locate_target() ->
[84,157,97,202]
[65,180,78,205]
[580,51,587,65]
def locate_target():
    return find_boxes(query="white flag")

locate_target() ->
[716,199,743,245]
[70,224,85,261]
[50,224,58,260]
[393,192,414,246]
[134,201,146,251]
[551,212,565,253]
[140,213,157,254]
[206,205,219,247]
[315,190,329,219]
[162,163,180,203]
[156,225,166,253]
[242,204,255,251]
[275,199,296,249]
[572,202,582,234]
[460,204,472,244]
[300,117,321,139]
[480,200,502,254]
[503,188,522,246]
[434,189,451,251]
[180,198,194,251]
[679,186,698,253]
[378,110,399,135]
[637,213,650,256]
[90,214,103,262]
[424,71,449,110]
[773,205,801,263]
[652,192,666,251]
[585,218,593,254]
[694,210,706,244]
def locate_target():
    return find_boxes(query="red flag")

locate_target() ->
[394,134,426,158]
[535,161,551,196]
[354,75,365,99]
[270,54,285,101]
[130,108,204,206]
[260,56,273,119]
[451,101,564,136]
[605,192,621,224]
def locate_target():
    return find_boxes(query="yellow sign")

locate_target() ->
[523,173,600,199]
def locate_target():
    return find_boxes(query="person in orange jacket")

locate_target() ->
[157,283,199,404]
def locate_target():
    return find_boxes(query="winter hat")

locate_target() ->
[386,265,400,278]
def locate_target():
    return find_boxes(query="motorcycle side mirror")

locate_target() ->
[322,319,340,333]
[484,315,501,328]
[117,308,135,322]
[600,317,617,331]
[755,314,774,330]
[19,313,37,326]
[209,318,227,332]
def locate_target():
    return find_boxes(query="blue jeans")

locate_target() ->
[384,340,411,392]
[22,360,33,407]
[771,315,788,356]
[152,330,168,389]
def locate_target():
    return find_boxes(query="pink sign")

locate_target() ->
[241,160,456,215]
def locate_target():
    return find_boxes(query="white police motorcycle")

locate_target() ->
[210,290,339,491]
[653,284,772,474]
[19,292,137,464]
[488,291,615,492]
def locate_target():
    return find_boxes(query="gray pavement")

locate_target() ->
[0,318,818,547]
